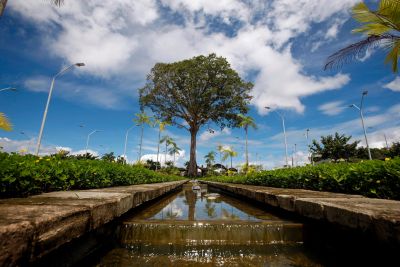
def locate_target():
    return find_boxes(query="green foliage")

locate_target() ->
[101,152,116,162]
[311,132,359,161]
[139,53,253,176]
[0,152,184,198]
[204,158,400,200]
[325,0,400,72]
[204,151,216,168]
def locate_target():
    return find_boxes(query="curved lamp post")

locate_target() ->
[86,130,102,154]
[349,91,372,160]
[0,87,17,92]
[265,106,289,167]
[35,63,85,156]
[123,125,135,161]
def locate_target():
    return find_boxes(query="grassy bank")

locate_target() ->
[0,152,184,198]
[203,158,400,200]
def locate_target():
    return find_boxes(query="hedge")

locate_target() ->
[0,152,184,198]
[203,158,400,200]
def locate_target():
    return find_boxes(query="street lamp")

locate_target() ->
[0,87,17,92]
[35,63,85,155]
[265,106,289,167]
[86,130,102,154]
[123,125,135,161]
[349,90,372,160]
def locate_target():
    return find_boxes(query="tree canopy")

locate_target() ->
[140,53,253,176]
[310,132,360,161]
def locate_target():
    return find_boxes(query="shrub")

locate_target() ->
[0,152,184,198]
[203,158,400,200]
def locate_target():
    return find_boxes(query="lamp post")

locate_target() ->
[0,87,17,92]
[349,91,372,160]
[35,63,85,156]
[123,125,135,162]
[265,107,289,167]
[305,128,313,165]
[86,130,102,154]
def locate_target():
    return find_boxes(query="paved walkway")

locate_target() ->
[0,180,186,266]
[202,181,400,245]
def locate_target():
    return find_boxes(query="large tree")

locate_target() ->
[140,54,253,176]
[310,132,360,162]
[325,0,400,72]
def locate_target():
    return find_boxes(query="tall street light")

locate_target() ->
[123,125,135,161]
[349,91,372,160]
[265,107,289,167]
[0,87,17,92]
[35,63,85,156]
[86,130,102,154]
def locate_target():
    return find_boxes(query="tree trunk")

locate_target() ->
[156,129,161,170]
[230,155,233,168]
[165,142,167,165]
[188,128,198,177]
[139,123,144,162]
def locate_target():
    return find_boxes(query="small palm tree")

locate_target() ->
[133,111,153,162]
[160,135,173,165]
[0,113,12,131]
[221,146,238,169]
[155,119,170,169]
[238,114,257,168]
[168,141,181,165]
[204,151,216,168]
[325,1,400,72]
[217,144,224,164]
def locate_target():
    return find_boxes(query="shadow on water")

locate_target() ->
[35,182,399,267]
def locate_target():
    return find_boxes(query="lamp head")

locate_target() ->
[362,90,368,96]
[264,106,271,110]
[75,63,85,67]
[349,104,355,108]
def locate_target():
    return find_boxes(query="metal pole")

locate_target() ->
[280,112,289,167]
[123,126,134,161]
[0,87,16,92]
[86,130,99,154]
[34,63,84,156]
[360,92,372,160]
[35,78,55,156]
[384,133,389,149]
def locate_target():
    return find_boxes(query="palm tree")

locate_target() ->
[204,151,216,168]
[154,119,169,169]
[168,141,181,165]
[325,1,400,72]
[133,111,153,162]
[238,114,257,168]
[160,135,173,165]
[0,113,12,131]
[1,0,64,16]
[222,146,238,169]
[217,144,224,164]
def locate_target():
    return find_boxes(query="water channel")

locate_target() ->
[91,183,324,266]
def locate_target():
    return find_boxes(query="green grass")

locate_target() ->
[0,152,184,198]
[203,158,400,200]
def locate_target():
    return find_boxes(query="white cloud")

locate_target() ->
[318,100,346,116]
[199,128,231,142]
[141,149,186,166]
[9,0,355,112]
[384,77,400,92]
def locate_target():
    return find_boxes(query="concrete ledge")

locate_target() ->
[202,181,400,245]
[0,180,187,266]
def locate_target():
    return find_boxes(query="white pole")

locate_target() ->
[86,130,101,154]
[35,63,84,156]
[123,126,134,161]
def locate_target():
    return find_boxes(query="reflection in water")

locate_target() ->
[93,183,323,267]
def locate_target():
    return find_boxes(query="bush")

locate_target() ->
[203,158,400,200]
[0,152,184,198]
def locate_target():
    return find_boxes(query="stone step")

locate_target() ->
[120,221,303,245]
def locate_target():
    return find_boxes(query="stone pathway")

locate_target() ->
[0,180,187,266]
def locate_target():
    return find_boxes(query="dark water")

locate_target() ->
[92,183,324,266]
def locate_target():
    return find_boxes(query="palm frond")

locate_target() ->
[0,112,12,131]
[324,34,397,70]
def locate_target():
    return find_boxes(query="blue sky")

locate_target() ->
[0,0,399,169]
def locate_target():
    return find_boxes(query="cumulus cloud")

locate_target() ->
[9,0,355,111]
[318,100,346,116]
[141,149,186,166]
[384,77,400,92]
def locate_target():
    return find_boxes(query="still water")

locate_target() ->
[93,183,323,266]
